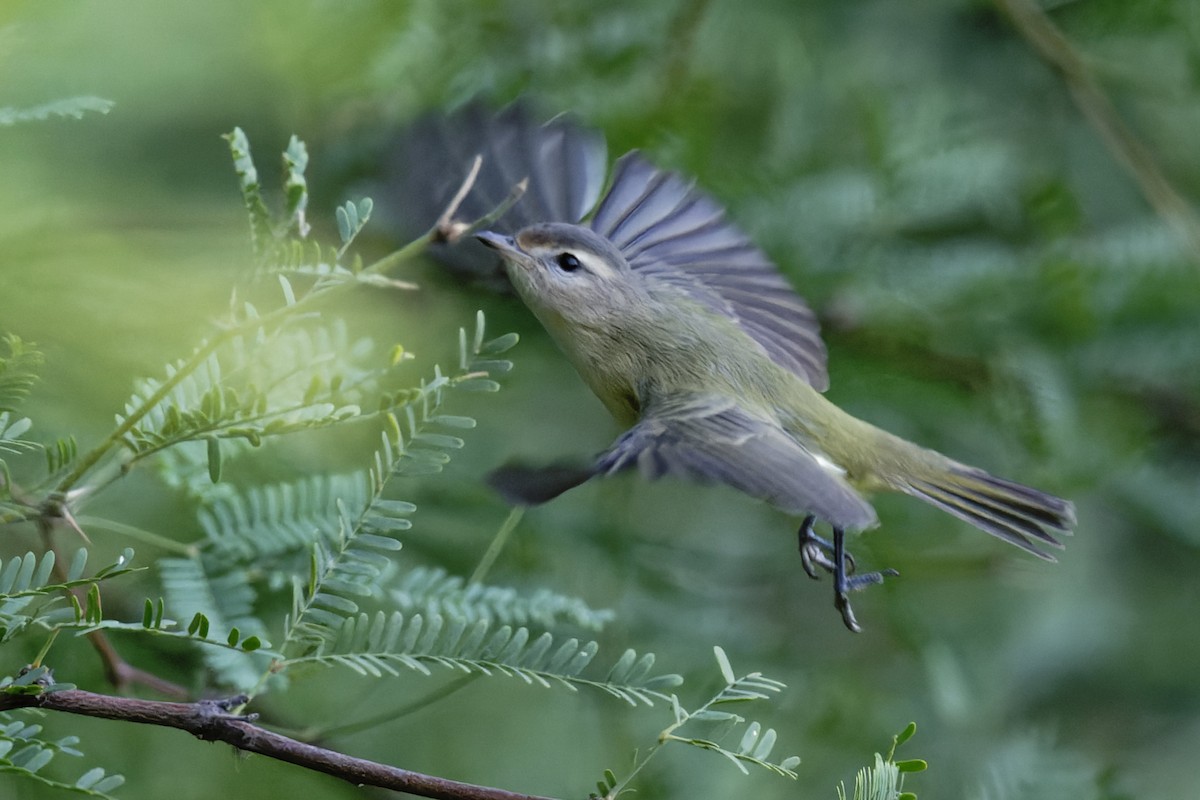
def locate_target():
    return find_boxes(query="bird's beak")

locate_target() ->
[475,231,520,256]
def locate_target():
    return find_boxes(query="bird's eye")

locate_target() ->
[555,252,581,272]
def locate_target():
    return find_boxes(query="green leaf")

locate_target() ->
[75,767,105,789]
[479,332,520,355]
[713,646,736,684]
[206,437,222,483]
[278,274,297,306]
[336,203,354,243]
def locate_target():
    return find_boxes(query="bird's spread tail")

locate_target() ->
[899,464,1076,559]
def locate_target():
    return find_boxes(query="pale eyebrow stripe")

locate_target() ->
[579,251,615,278]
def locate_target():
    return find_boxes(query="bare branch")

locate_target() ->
[0,689,559,800]
[995,0,1200,265]
[436,154,484,240]
[432,153,529,245]
[38,514,189,699]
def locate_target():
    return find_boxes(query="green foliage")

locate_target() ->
[0,412,36,457]
[391,566,616,630]
[0,96,114,127]
[116,319,373,463]
[0,715,124,798]
[335,198,373,256]
[2,126,773,799]
[292,611,679,704]
[0,336,42,492]
[0,549,138,644]
[5,1,1198,797]
[595,647,800,797]
[837,723,926,800]
[969,731,1101,800]
[0,670,124,798]
[1,631,121,796]
[157,557,270,690]
[0,335,42,414]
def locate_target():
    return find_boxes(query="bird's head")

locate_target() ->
[476,223,638,325]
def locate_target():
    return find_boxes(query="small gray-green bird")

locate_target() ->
[396,103,1076,631]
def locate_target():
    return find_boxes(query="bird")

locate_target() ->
[387,101,1076,631]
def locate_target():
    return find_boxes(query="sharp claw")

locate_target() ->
[797,517,855,578]
[800,544,821,580]
[799,519,898,631]
[798,516,823,580]
[835,592,862,633]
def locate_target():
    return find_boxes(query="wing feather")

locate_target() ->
[590,153,830,390]
[382,106,829,387]
[377,101,608,286]
[595,394,877,530]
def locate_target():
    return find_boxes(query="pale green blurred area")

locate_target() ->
[3,1,1200,798]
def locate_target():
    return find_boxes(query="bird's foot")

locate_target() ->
[796,516,898,633]
[798,514,856,579]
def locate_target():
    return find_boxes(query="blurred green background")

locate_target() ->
[3,0,1199,798]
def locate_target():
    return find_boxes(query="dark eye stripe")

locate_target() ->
[556,253,582,272]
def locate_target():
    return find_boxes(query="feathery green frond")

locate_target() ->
[158,557,269,690]
[0,335,42,414]
[44,436,77,476]
[596,647,798,797]
[199,472,374,566]
[0,96,114,126]
[117,319,375,466]
[392,566,615,631]
[335,198,373,256]
[837,754,903,800]
[0,549,138,644]
[0,711,124,798]
[837,723,926,800]
[224,127,276,261]
[287,610,680,704]
[275,312,515,658]
[282,135,310,238]
[656,647,799,779]
[969,731,1097,800]
[76,600,271,659]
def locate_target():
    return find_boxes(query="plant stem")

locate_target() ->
[995,0,1200,264]
[469,507,524,586]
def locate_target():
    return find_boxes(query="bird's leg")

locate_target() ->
[798,515,856,579]
[797,517,899,632]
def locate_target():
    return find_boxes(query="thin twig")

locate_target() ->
[0,689,559,800]
[299,674,481,741]
[436,154,484,239]
[995,0,1200,264]
[468,507,524,586]
[36,516,189,699]
[432,153,529,245]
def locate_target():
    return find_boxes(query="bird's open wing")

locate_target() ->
[596,394,876,530]
[588,154,829,390]
[380,103,829,387]
[377,101,608,287]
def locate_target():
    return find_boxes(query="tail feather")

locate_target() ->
[902,466,1076,560]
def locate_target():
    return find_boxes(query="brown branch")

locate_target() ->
[84,633,190,699]
[0,689,559,800]
[994,0,1200,264]
[36,513,190,699]
[35,510,190,695]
